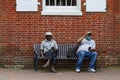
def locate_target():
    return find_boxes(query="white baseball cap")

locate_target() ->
[45,32,53,36]
[87,31,92,35]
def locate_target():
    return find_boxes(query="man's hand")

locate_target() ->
[84,32,88,37]
[89,48,96,52]
[40,55,45,59]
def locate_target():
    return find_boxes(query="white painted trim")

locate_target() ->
[42,10,82,16]
[41,0,82,16]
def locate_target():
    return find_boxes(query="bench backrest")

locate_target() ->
[34,43,77,59]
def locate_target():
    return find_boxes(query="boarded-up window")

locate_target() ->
[16,0,38,11]
[86,0,106,12]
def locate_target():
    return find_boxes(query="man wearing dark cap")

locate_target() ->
[75,31,97,73]
[40,32,58,73]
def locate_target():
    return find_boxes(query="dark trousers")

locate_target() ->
[45,49,57,65]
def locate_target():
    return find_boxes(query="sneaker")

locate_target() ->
[88,69,96,73]
[75,69,80,73]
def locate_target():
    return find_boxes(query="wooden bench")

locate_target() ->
[33,43,78,71]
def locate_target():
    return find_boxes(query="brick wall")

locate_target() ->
[0,0,120,68]
[114,0,120,66]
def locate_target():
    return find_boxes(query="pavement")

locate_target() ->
[0,67,120,80]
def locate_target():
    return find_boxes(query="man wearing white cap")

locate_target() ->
[40,32,58,73]
[75,31,97,73]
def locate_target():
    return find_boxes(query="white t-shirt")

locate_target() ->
[77,38,96,53]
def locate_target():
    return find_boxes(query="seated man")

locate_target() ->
[75,31,97,73]
[40,32,58,73]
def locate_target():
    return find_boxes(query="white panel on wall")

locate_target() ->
[16,0,38,11]
[86,0,106,12]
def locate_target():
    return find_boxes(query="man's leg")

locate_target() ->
[42,52,52,68]
[50,53,57,73]
[42,60,50,68]
[76,50,86,72]
[88,52,97,69]
[87,52,97,72]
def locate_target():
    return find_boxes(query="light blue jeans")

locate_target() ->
[76,50,97,70]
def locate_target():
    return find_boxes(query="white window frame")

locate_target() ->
[41,0,82,16]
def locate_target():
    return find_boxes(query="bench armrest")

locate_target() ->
[34,51,40,59]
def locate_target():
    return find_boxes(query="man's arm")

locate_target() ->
[53,40,58,50]
[77,32,87,44]
[89,48,96,52]
[40,41,45,58]
[40,50,44,58]
[89,40,96,52]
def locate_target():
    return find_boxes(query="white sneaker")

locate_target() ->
[75,69,80,73]
[88,69,96,73]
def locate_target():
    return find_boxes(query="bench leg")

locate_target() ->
[34,58,38,71]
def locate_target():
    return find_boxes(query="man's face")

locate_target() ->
[86,33,92,41]
[46,35,52,41]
